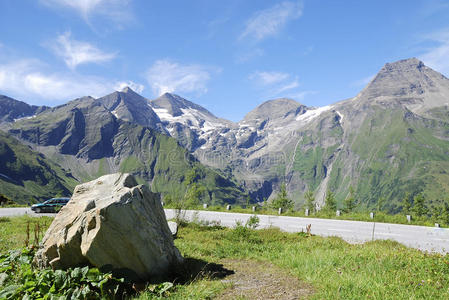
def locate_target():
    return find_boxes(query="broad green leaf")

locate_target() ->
[86,268,100,281]
[53,270,67,291]
[80,266,89,279]
[70,268,82,282]
[23,280,36,292]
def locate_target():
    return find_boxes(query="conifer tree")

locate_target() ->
[402,192,411,214]
[344,186,355,212]
[304,190,315,212]
[271,183,294,210]
[324,189,336,211]
[412,193,427,217]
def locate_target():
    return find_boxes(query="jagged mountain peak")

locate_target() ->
[95,88,161,129]
[371,57,430,84]
[383,57,424,70]
[242,97,306,122]
[362,58,447,95]
[355,57,449,112]
[97,88,150,109]
[120,86,136,94]
[116,86,148,99]
[149,93,232,141]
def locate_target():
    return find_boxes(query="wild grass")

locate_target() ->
[173,222,449,299]
[2,216,449,299]
[0,215,52,252]
[135,280,227,300]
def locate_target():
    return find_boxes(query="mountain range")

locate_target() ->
[1,57,449,212]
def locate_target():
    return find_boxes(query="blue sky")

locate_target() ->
[1,0,449,121]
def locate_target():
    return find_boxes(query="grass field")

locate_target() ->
[0,215,52,252]
[169,222,449,299]
[1,215,449,299]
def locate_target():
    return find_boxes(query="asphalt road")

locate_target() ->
[0,207,54,217]
[2,208,448,254]
[165,209,449,254]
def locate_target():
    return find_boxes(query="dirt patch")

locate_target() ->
[216,259,313,300]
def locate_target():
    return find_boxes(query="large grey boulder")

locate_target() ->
[34,173,183,281]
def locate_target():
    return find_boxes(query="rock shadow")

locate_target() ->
[169,257,235,285]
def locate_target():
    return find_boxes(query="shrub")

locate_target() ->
[0,248,131,299]
[245,215,260,229]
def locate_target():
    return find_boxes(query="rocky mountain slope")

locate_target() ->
[0,95,48,123]
[1,57,448,211]
[1,93,247,204]
[147,58,449,211]
[148,92,233,151]
[191,57,449,211]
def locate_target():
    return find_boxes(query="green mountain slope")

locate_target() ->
[7,95,247,205]
[293,58,449,211]
[335,106,449,212]
[0,130,78,204]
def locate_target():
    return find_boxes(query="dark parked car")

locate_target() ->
[31,197,70,213]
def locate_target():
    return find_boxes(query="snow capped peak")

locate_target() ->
[151,93,217,117]
[149,93,232,134]
[150,104,229,134]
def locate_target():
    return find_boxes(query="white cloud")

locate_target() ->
[114,81,145,94]
[276,79,300,94]
[419,29,449,76]
[249,71,299,94]
[249,70,309,99]
[47,32,116,69]
[40,0,132,24]
[0,59,130,102]
[240,1,303,42]
[145,59,217,96]
[249,71,290,85]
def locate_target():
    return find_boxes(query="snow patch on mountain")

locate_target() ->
[111,110,119,118]
[13,115,36,122]
[152,105,227,133]
[335,110,344,122]
[296,105,332,123]
[151,107,174,121]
